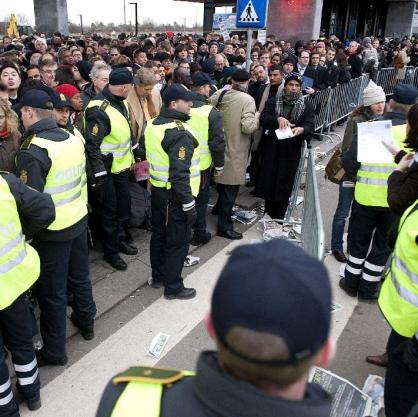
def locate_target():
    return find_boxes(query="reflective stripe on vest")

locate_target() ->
[111,371,195,417]
[85,99,133,174]
[0,176,40,310]
[188,105,212,170]
[31,134,88,231]
[378,199,418,337]
[145,120,201,197]
[354,124,406,207]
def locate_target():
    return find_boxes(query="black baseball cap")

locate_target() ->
[191,71,212,87]
[109,68,139,86]
[162,84,194,106]
[231,69,250,82]
[392,84,418,105]
[16,89,53,110]
[50,91,71,109]
[211,239,332,366]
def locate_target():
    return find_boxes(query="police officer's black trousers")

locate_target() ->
[32,230,97,360]
[101,170,131,259]
[193,169,211,235]
[216,184,240,234]
[344,202,394,297]
[384,330,418,417]
[0,294,40,417]
[150,187,191,295]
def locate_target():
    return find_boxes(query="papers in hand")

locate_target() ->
[357,120,395,163]
[275,126,294,140]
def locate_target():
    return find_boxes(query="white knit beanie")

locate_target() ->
[362,81,386,107]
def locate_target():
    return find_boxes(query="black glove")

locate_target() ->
[184,206,197,226]
[92,176,107,204]
[400,337,418,373]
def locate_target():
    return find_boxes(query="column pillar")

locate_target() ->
[385,0,417,38]
[266,0,324,42]
[34,0,69,36]
[203,3,215,34]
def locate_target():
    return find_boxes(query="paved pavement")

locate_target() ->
[18,128,391,416]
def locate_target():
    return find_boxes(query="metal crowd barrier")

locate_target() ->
[284,140,307,220]
[304,88,332,132]
[376,66,415,96]
[302,65,418,135]
[301,149,325,260]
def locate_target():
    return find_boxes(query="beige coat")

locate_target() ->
[127,86,162,140]
[209,88,259,185]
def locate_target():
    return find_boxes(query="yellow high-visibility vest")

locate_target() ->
[110,367,194,417]
[85,99,133,173]
[188,105,212,170]
[355,124,407,207]
[145,121,200,197]
[0,176,40,310]
[31,133,87,231]
[379,199,418,337]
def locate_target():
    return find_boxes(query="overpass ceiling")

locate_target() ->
[176,0,235,4]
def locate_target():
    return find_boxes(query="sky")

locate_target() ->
[2,0,232,26]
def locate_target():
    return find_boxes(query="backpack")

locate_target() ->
[325,148,346,184]
[128,182,151,230]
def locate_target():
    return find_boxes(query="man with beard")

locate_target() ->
[255,73,314,220]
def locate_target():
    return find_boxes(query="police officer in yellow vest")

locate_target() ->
[340,83,418,300]
[15,90,97,366]
[96,240,335,417]
[378,198,418,417]
[0,172,54,415]
[188,72,225,246]
[84,68,141,271]
[145,84,199,300]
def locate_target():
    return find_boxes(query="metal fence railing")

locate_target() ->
[304,65,418,135]
[323,75,369,131]
[376,66,416,96]
[284,140,307,221]
[301,149,325,260]
[304,88,332,133]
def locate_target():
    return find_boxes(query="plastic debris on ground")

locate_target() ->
[362,375,385,417]
[310,367,374,417]
[184,255,200,267]
[331,301,343,313]
[257,215,302,243]
[231,205,258,225]
[148,332,170,358]
[315,164,326,171]
[296,196,304,205]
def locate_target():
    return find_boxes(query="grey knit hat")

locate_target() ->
[362,81,386,107]
[363,37,372,46]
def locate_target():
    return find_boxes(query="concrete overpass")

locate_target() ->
[34,0,418,39]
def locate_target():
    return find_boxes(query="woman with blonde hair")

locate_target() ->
[0,98,20,172]
[127,67,162,141]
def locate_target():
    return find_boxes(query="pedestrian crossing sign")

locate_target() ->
[236,0,269,28]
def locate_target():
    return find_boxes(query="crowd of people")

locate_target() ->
[0,28,417,417]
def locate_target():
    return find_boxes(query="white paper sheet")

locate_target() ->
[275,126,294,140]
[357,120,394,163]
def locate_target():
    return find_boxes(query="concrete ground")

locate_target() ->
[18,126,391,417]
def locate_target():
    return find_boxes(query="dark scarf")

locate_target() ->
[276,91,305,124]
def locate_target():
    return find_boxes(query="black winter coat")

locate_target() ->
[255,97,315,201]
[387,156,418,216]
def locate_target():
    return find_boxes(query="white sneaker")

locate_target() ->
[184,255,200,267]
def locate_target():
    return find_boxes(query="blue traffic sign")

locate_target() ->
[236,0,269,29]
